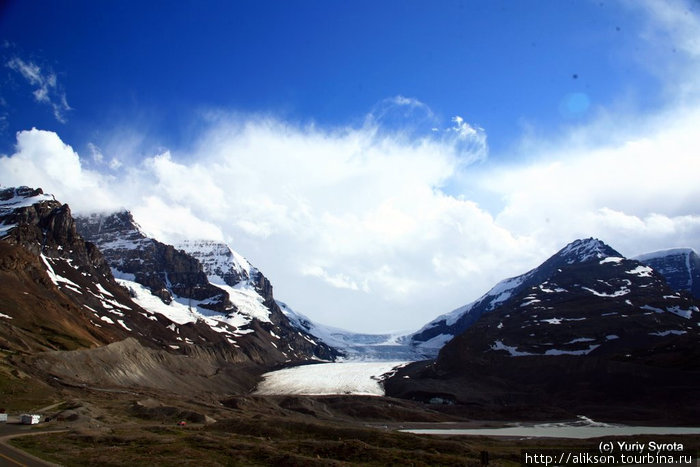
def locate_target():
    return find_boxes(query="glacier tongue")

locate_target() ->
[278,301,423,361]
[255,361,409,395]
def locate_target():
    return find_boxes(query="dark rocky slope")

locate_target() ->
[386,239,700,423]
[635,248,700,299]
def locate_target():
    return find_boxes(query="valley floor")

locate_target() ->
[7,398,700,467]
[3,354,699,466]
[2,367,699,467]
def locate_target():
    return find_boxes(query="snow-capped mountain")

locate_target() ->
[175,239,271,325]
[409,238,622,355]
[634,248,700,299]
[438,242,698,362]
[0,186,208,352]
[75,212,231,312]
[386,238,700,421]
[75,213,339,362]
[1,185,342,379]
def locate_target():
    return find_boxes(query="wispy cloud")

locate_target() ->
[6,57,71,123]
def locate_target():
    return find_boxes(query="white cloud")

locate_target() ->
[132,196,224,242]
[6,57,71,123]
[0,128,118,213]
[474,102,700,258]
[1,2,699,333]
[3,90,700,332]
[301,265,367,292]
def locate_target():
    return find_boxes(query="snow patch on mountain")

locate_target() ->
[116,277,253,337]
[580,285,630,297]
[600,257,624,264]
[215,283,271,323]
[40,254,82,289]
[626,265,654,278]
[491,339,600,357]
[559,238,614,264]
[0,187,55,211]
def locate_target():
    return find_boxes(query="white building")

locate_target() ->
[20,414,40,425]
[0,413,7,422]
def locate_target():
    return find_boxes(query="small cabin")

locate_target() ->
[20,414,40,425]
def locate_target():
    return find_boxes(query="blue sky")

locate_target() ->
[2,1,700,332]
[1,0,667,156]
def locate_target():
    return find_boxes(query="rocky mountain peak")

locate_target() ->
[75,211,231,311]
[76,210,340,362]
[0,186,109,273]
[0,185,53,204]
[75,210,150,250]
[634,248,700,299]
[175,239,252,287]
[410,237,671,356]
[555,238,619,265]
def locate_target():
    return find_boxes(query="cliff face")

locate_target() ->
[1,187,111,276]
[635,248,700,299]
[75,211,231,311]
[1,187,135,352]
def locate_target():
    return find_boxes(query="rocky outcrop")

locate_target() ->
[76,211,231,311]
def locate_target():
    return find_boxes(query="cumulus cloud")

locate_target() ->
[0,128,118,212]
[1,2,699,332]
[6,57,71,123]
[0,113,518,331]
[3,91,700,332]
[132,196,224,242]
[475,104,700,257]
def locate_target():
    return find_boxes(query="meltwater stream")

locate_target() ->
[401,418,700,439]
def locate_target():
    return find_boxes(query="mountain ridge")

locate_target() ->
[75,209,340,363]
[634,248,700,299]
[385,238,700,422]
[408,238,623,355]
[1,186,338,398]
